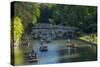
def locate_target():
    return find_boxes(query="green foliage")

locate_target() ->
[12,2,97,38]
[79,33,97,44]
[48,5,97,33]
[13,17,24,43]
[32,4,40,18]
[13,2,40,27]
[15,48,23,65]
[32,15,37,24]
[13,2,41,36]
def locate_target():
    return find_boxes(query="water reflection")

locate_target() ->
[20,39,97,65]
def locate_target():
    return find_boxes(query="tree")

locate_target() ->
[12,16,24,47]
[13,2,40,30]
[48,4,97,34]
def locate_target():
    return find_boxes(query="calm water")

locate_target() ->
[16,39,97,65]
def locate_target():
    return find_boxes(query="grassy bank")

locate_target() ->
[79,33,97,44]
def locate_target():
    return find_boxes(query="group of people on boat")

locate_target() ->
[40,39,48,51]
[27,38,78,62]
[28,49,38,62]
[27,39,48,62]
[66,39,78,48]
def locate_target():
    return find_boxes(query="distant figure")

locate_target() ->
[71,42,78,48]
[28,49,35,55]
[31,49,37,57]
[40,42,48,51]
[28,42,31,47]
[68,39,71,42]
[67,41,78,54]
[66,40,78,48]
[40,39,44,45]
[28,49,38,62]
[32,49,35,54]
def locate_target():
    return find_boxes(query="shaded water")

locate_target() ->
[16,39,97,65]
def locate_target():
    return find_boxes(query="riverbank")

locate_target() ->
[79,33,97,44]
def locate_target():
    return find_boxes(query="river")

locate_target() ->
[19,39,97,65]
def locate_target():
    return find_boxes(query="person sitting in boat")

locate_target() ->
[66,41,78,48]
[71,42,78,48]
[40,39,44,45]
[28,49,38,62]
[40,42,48,51]
[44,42,48,47]
[28,49,36,57]
[32,49,37,56]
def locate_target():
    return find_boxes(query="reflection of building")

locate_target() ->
[32,23,76,39]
